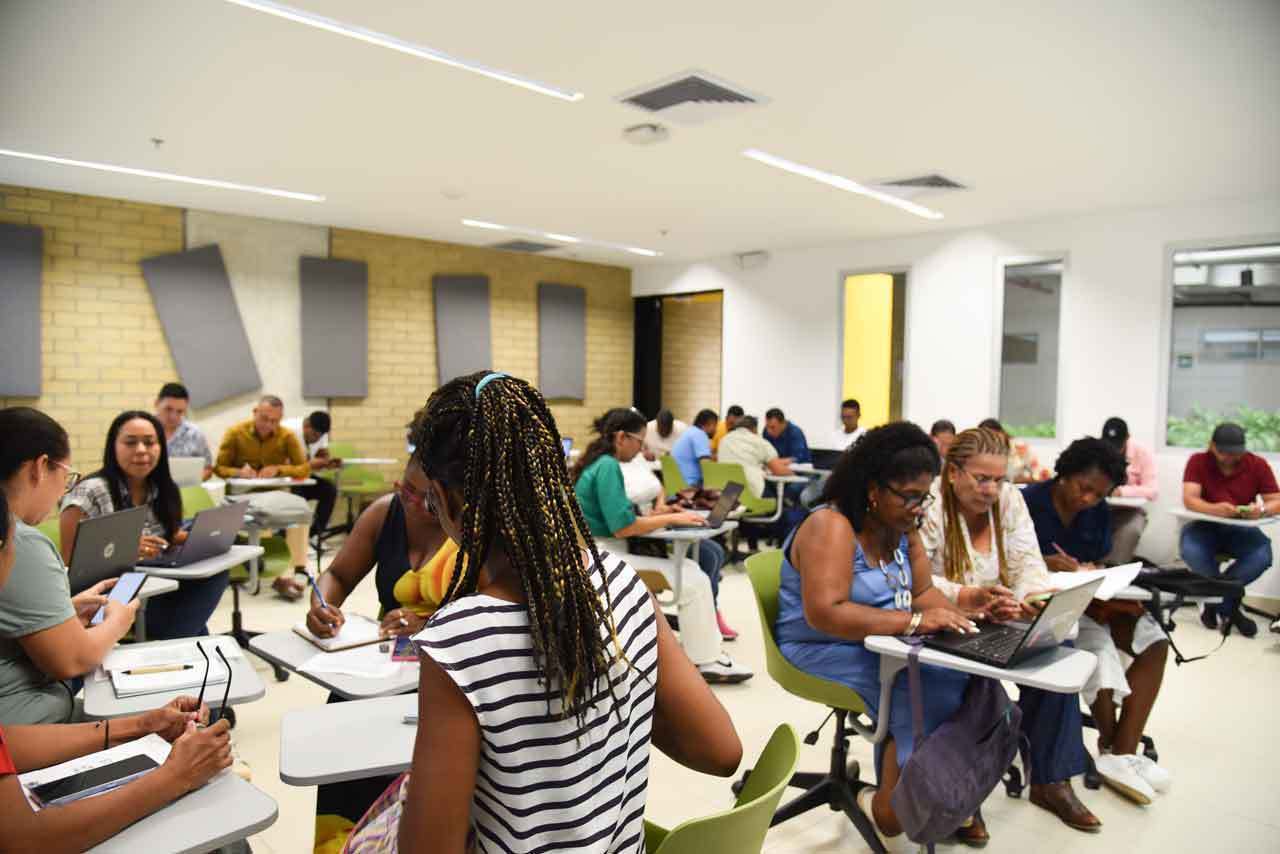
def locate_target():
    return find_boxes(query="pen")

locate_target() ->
[125,664,193,676]
[305,573,330,611]
[1050,542,1080,566]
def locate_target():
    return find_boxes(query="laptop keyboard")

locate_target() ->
[954,627,1022,662]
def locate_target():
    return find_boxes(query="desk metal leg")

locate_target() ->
[668,541,689,603]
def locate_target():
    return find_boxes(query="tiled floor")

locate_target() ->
[210,553,1280,853]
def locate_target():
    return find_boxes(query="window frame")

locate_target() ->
[992,252,1068,442]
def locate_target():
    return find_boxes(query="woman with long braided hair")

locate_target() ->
[919,427,1102,840]
[345,372,741,854]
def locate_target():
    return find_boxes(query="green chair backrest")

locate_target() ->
[180,485,215,519]
[743,551,868,714]
[647,724,799,854]
[660,455,689,495]
[700,461,776,515]
[327,441,387,490]
[36,518,61,551]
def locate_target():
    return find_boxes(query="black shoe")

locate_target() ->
[1230,611,1258,638]
[1200,607,1218,630]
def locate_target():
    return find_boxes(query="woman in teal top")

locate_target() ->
[777,422,988,845]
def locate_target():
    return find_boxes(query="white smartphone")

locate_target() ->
[91,572,147,625]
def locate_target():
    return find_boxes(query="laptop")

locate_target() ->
[922,577,1103,668]
[810,448,844,471]
[668,482,744,530]
[168,456,205,487]
[137,502,246,569]
[67,507,148,595]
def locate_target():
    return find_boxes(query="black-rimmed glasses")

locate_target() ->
[195,642,233,725]
[50,460,82,493]
[884,484,934,511]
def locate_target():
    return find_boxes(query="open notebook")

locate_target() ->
[106,641,230,698]
[293,614,383,652]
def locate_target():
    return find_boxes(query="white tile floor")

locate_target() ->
[207,553,1280,853]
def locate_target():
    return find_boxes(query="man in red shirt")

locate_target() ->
[1181,423,1280,637]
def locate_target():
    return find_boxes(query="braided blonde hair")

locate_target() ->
[940,427,1012,587]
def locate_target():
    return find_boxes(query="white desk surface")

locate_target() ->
[645,521,739,542]
[226,477,316,492]
[764,473,810,485]
[88,772,277,854]
[648,459,663,472]
[249,630,421,699]
[1169,508,1278,528]
[137,577,179,601]
[865,635,1097,694]
[788,462,817,474]
[135,544,264,581]
[280,693,418,786]
[342,457,398,466]
[1107,496,1150,509]
[83,636,267,719]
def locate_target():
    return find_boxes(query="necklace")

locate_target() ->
[877,547,912,611]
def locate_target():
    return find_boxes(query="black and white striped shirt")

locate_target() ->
[414,551,659,854]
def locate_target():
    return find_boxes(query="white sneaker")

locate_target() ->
[1095,753,1155,804]
[697,654,753,684]
[1133,753,1171,792]
[855,787,920,853]
[1271,616,1280,634]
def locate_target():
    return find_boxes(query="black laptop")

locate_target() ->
[67,507,148,595]
[137,503,246,568]
[810,448,844,471]
[923,577,1103,668]
[668,482,744,530]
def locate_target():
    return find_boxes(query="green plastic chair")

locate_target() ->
[700,461,777,517]
[36,518,61,551]
[741,551,883,849]
[644,724,800,854]
[329,441,391,526]
[660,455,689,495]
[180,485,215,517]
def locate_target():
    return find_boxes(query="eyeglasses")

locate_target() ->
[196,642,233,725]
[883,484,934,511]
[960,467,1008,490]
[50,460,82,492]
[624,432,645,443]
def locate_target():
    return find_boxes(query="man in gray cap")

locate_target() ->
[1180,422,1280,636]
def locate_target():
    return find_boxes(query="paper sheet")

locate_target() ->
[300,642,408,680]
[1047,562,1142,601]
[96,637,242,683]
[18,734,172,811]
[293,614,382,652]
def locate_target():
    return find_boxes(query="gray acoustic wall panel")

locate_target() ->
[0,223,43,395]
[433,275,492,384]
[300,257,368,398]
[538,283,586,400]
[141,245,262,408]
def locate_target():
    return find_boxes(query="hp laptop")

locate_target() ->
[668,482,744,530]
[923,577,1103,668]
[68,507,148,595]
[137,503,246,569]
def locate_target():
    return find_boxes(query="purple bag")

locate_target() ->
[890,641,1022,847]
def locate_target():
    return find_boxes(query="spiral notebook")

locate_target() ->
[292,614,383,652]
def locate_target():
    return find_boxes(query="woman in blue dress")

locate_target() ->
[776,421,992,845]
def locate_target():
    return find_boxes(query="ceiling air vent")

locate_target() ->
[490,240,558,253]
[617,70,768,126]
[870,173,969,201]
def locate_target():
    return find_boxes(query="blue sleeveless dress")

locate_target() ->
[776,509,969,767]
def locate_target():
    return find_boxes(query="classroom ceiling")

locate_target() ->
[2,0,1278,266]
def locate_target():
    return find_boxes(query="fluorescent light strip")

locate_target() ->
[462,219,660,257]
[1173,246,1280,264]
[0,148,324,202]
[742,148,944,220]
[223,0,583,103]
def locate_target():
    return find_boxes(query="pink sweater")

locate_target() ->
[1115,439,1158,500]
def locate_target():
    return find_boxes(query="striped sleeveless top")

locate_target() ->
[414,550,659,854]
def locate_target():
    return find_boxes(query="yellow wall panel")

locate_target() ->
[842,273,894,429]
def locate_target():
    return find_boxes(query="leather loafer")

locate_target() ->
[953,813,990,847]
[1030,782,1102,833]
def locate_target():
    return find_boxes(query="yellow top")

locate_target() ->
[392,539,461,616]
[710,420,730,453]
[214,419,310,479]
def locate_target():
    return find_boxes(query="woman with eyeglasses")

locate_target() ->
[920,427,1102,839]
[775,421,980,847]
[0,407,140,724]
[302,414,455,847]
[59,410,224,640]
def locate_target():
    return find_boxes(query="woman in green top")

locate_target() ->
[572,408,750,684]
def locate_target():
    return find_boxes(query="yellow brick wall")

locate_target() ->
[0,185,182,467]
[328,229,634,462]
[661,293,723,422]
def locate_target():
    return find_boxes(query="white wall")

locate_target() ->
[635,196,1280,599]
[184,210,330,446]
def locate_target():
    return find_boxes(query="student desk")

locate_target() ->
[248,630,421,699]
[787,462,819,476]
[279,693,418,785]
[1168,508,1279,528]
[755,473,810,524]
[87,772,278,854]
[1106,496,1149,509]
[340,457,398,466]
[225,477,317,492]
[644,521,738,602]
[132,576,179,643]
[83,636,267,720]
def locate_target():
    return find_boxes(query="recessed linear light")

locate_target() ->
[222,0,584,103]
[1173,246,1280,264]
[461,219,660,257]
[741,148,944,220]
[0,148,324,202]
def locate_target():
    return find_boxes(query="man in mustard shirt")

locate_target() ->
[216,395,312,599]
[710,405,743,454]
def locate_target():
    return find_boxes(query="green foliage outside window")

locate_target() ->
[1005,421,1056,439]
[1167,406,1280,452]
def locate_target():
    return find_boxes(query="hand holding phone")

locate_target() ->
[92,572,147,625]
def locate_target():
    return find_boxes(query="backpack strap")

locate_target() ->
[904,637,926,755]
[1143,597,1231,665]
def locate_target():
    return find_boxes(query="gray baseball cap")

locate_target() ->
[1211,422,1246,454]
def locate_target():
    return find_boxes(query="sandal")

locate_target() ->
[1030,782,1102,833]
[272,575,305,601]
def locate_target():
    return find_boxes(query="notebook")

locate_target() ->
[292,613,384,652]
[107,641,230,699]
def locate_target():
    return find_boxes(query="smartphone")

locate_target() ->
[91,571,147,625]
[390,635,417,662]
[30,754,159,806]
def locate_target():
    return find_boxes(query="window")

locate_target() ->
[1167,241,1280,451]
[999,261,1062,438]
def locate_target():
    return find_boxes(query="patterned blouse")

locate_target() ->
[61,476,168,538]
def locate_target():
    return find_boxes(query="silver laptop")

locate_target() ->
[167,456,205,487]
[68,507,148,595]
[137,503,246,568]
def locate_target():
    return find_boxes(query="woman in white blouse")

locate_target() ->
[920,427,1103,839]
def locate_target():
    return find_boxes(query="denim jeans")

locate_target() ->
[142,573,232,639]
[697,539,725,603]
[1179,521,1274,617]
